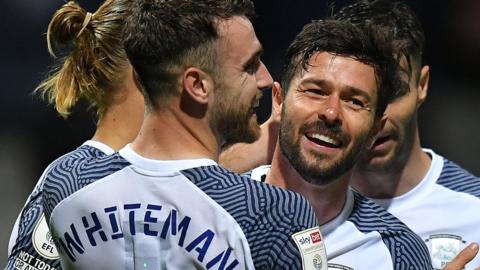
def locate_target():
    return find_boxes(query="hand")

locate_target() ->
[219,115,278,173]
[219,82,282,173]
[443,242,479,270]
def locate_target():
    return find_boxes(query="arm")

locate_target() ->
[6,195,61,270]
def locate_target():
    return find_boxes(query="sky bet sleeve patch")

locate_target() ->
[292,227,328,270]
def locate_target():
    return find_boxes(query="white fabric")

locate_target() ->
[369,149,480,270]
[119,143,217,172]
[250,166,395,270]
[49,145,254,270]
[82,139,115,155]
[321,190,393,269]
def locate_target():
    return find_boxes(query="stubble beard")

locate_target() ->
[279,108,368,185]
[211,92,260,150]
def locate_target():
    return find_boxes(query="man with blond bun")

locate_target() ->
[6,0,144,269]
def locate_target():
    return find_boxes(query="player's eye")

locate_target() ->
[344,98,370,112]
[305,89,327,96]
[245,58,261,74]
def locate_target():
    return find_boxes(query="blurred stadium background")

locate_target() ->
[1,0,479,265]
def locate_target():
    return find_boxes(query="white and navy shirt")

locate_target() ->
[247,165,433,270]
[6,140,114,270]
[42,145,319,269]
[369,149,480,270]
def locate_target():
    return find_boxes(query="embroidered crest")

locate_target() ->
[425,234,465,269]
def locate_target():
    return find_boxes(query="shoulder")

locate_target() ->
[6,145,104,269]
[42,148,128,196]
[350,191,432,269]
[42,150,130,219]
[45,146,125,177]
[349,192,409,230]
[350,191,422,237]
[181,165,318,269]
[13,144,106,234]
[437,157,480,197]
[182,165,317,227]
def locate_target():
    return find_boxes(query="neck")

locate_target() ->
[351,126,431,199]
[92,83,144,151]
[131,99,220,161]
[267,143,350,225]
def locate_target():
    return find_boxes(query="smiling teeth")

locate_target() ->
[310,133,339,146]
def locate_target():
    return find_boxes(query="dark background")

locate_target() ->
[1,0,479,264]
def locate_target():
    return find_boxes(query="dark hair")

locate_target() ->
[36,0,131,118]
[123,0,255,109]
[333,0,425,82]
[281,19,399,117]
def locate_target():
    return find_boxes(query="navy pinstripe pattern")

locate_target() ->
[182,165,318,270]
[6,145,108,270]
[5,195,58,270]
[42,153,130,220]
[242,171,252,178]
[39,155,317,270]
[34,151,127,270]
[349,192,433,270]
[437,159,480,197]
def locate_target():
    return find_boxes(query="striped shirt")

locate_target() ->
[370,149,480,270]
[42,145,319,269]
[6,140,114,270]
[247,165,433,270]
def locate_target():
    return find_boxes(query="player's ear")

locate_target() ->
[416,65,429,108]
[182,67,212,105]
[272,82,283,122]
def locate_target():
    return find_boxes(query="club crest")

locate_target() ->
[425,234,465,270]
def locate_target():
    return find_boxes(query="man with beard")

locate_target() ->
[333,0,480,269]
[247,19,434,269]
[41,1,321,269]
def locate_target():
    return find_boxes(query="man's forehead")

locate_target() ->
[217,15,262,60]
[297,52,375,80]
[217,15,256,40]
[287,52,378,97]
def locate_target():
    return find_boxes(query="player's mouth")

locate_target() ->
[305,132,342,148]
[300,121,349,154]
[370,135,392,151]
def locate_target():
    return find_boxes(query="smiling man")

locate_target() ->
[247,19,433,269]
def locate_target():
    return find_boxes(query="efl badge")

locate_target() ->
[32,214,59,259]
[292,227,328,270]
[425,234,465,270]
